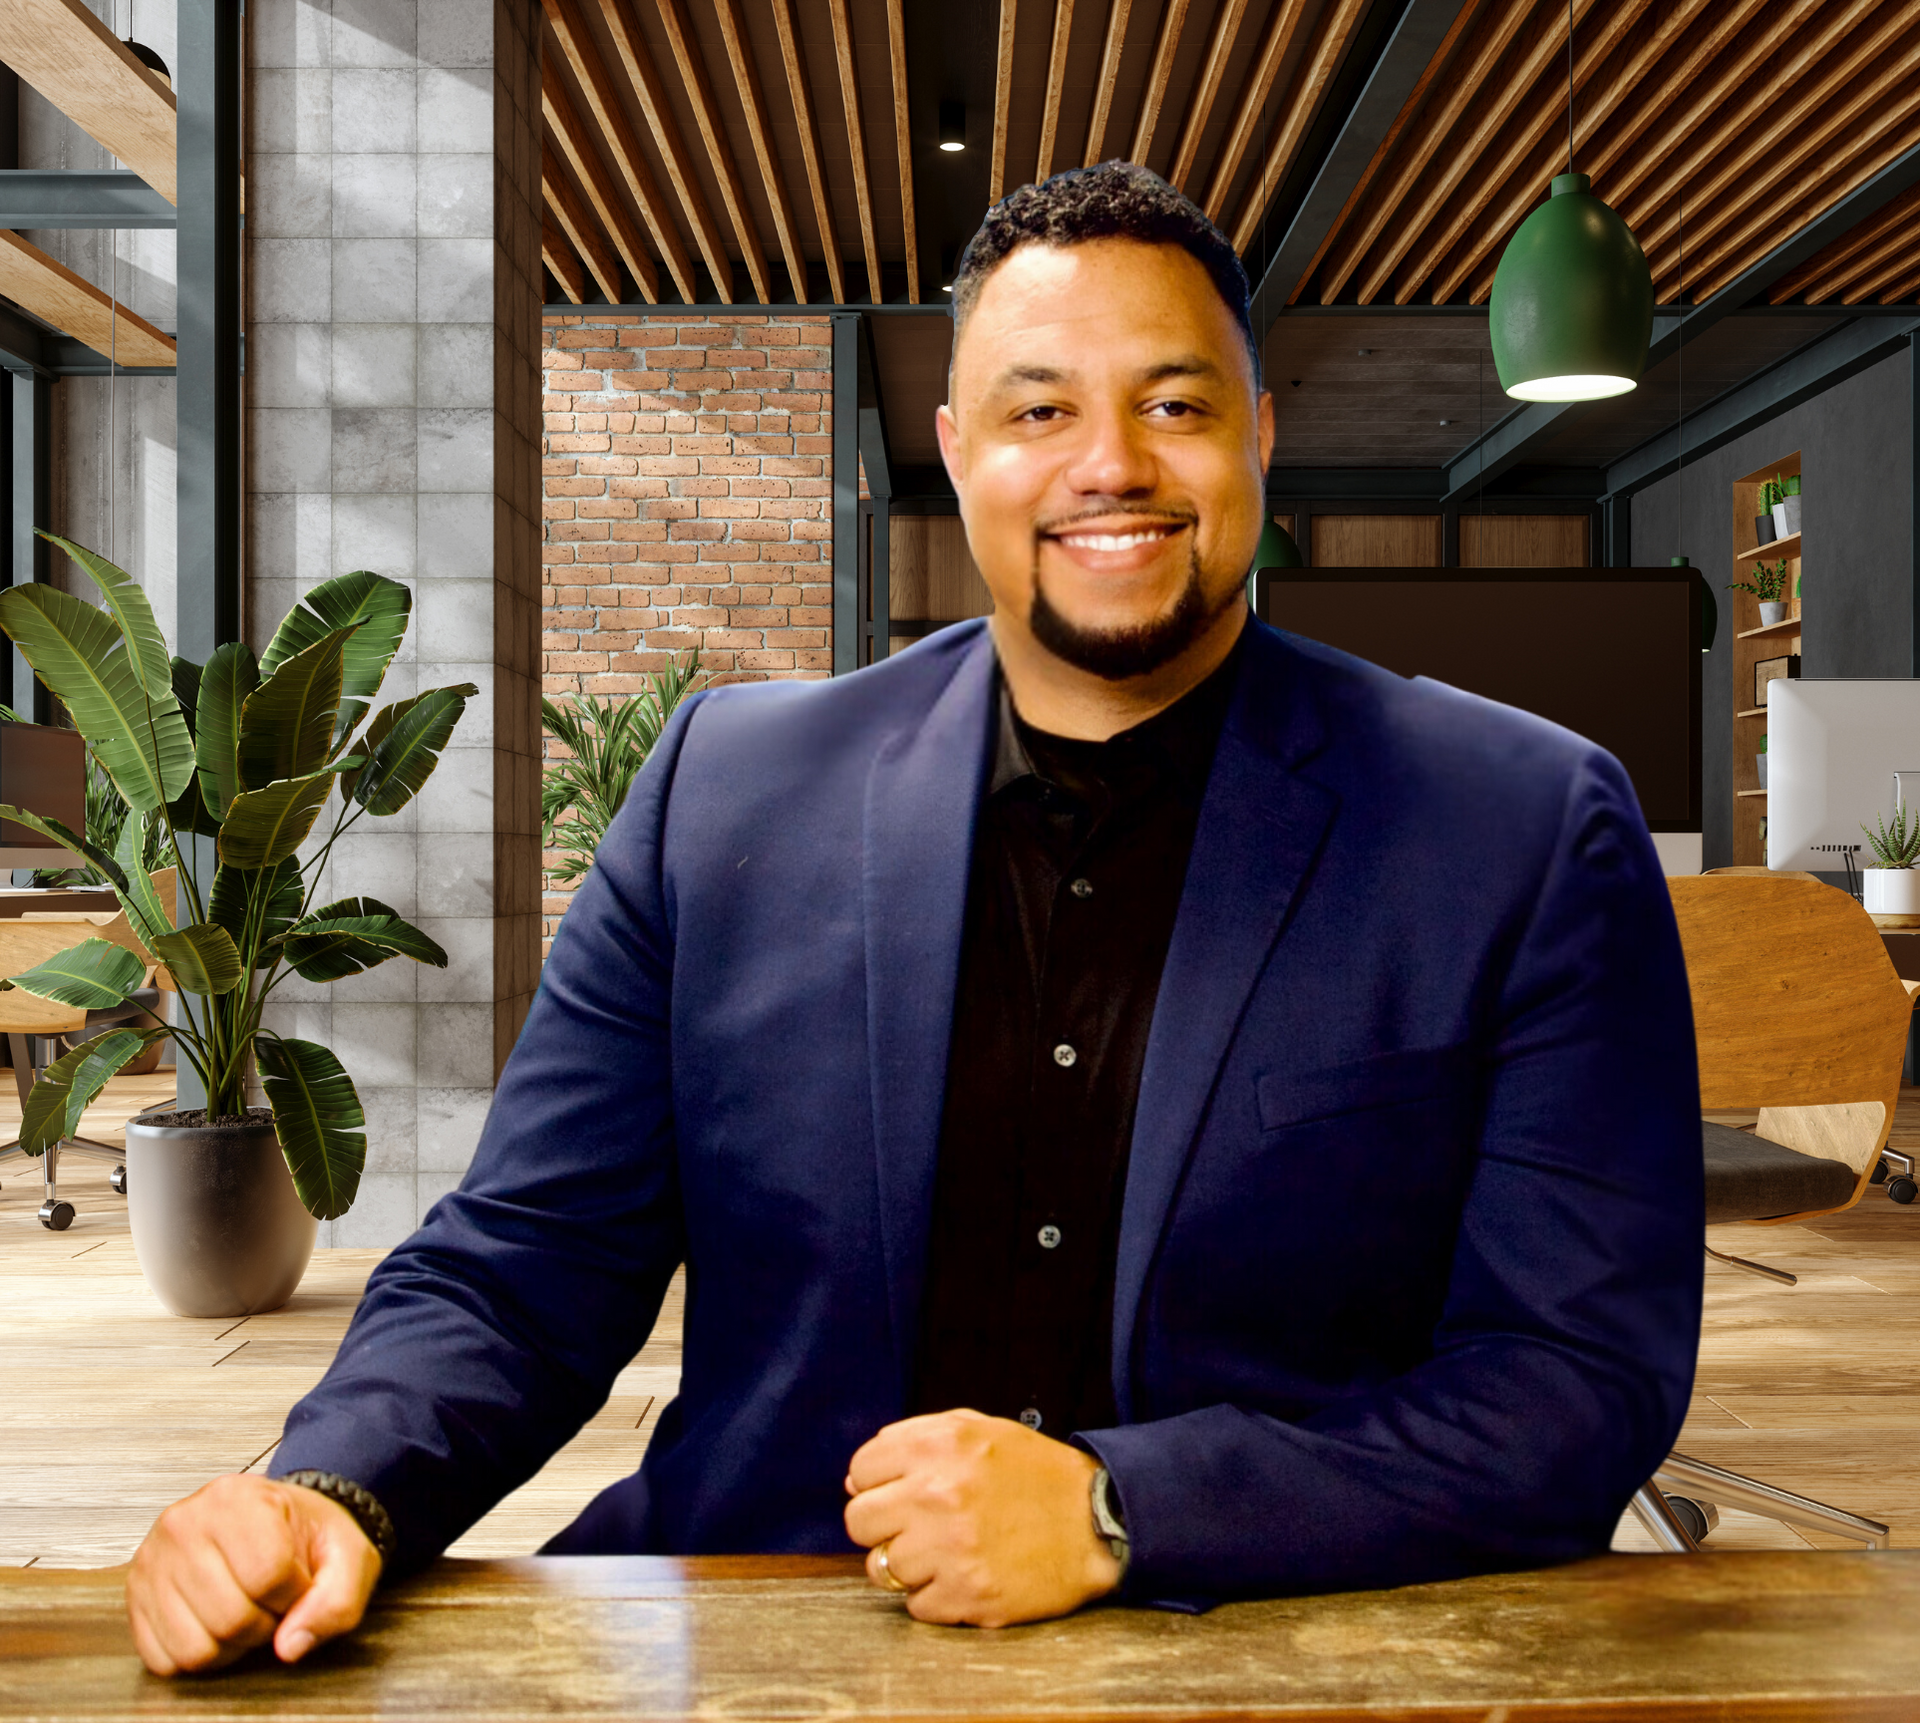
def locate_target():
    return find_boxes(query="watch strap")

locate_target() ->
[1089,1466,1130,1577]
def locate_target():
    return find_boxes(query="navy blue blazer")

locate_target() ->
[274,616,1703,1602]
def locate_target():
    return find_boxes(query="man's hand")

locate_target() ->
[843,1409,1122,1627]
[127,1475,383,1676]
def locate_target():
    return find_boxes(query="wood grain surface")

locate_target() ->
[13,1550,1920,1720]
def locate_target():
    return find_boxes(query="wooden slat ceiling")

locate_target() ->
[1289,0,1920,309]
[539,0,1381,305]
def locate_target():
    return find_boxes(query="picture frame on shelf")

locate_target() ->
[1756,654,1801,708]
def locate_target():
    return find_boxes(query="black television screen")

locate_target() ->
[1254,566,1701,831]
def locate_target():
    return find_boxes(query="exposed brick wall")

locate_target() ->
[541,312,832,945]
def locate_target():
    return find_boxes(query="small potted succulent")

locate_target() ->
[1861,804,1920,926]
[1773,472,1802,541]
[1754,479,1781,549]
[1729,558,1791,626]
[0,535,473,1315]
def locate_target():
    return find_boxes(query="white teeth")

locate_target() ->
[1057,528,1173,551]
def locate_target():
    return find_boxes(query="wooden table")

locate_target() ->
[9,1551,1920,1720]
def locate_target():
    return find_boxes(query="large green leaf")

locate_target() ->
[259,573,411,749]
[0,803,123,889]
[0,586,194,813]
[166,657,223,840]
[36,533,171,696]
[152,923,243,995]
[195,642,260,818]
[256,1037,366,1220]
[275,897,450,982]
[238,626,355,792]
[218,773,333,869]
[112,812,173,951]
[19,1026,170,1155]
[344,683,478,816]
[5,936,145,1010]
[210,857,303,969]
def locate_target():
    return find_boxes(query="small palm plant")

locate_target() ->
[0,533,474,1219]
[1863,804,1920,870]
[542,648,701,888]
[1728,559,1790,604]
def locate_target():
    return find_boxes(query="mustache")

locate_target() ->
[1034,504,1199,539]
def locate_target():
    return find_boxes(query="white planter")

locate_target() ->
[1863,868,1920,927]
[1756,753,1768,789]
[1773,496,1802,539]
[1759,601,1788,625]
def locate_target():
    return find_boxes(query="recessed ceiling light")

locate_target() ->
[1438,418,1452,425]
[1357,348,1371,356]
[939,100,966,152]
[1290,378,1302,387]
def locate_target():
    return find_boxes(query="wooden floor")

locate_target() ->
[6,1080,1920,1567]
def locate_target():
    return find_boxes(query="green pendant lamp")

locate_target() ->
[1489,3,1653,403]
[1254,518,1304,569]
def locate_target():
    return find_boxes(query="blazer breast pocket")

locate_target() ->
[1256,1044,1481,1137]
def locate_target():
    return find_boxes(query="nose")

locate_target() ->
[1061,403,1157,500]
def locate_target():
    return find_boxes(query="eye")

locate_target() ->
[1146,398,1201,419]
[1018,404,1065,423]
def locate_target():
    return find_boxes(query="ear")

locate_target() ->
[936,403,965,493]
[1256,389,1275,478]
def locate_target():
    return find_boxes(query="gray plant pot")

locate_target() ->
[124,1109,316,1317]
[1773,495,1802,539]
[1756,753,1768,790]
[1759,601,1789,625]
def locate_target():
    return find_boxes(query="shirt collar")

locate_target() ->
[988,634,1243,802]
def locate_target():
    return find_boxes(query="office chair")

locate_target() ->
[1628,873,1910,1552]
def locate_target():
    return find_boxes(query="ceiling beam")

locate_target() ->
[599,0,738,302]
[1225,0,1371,251]
[713,0,809,303]
[0,168,174,227]
[0,230,176,367]
[543,141,624,303]
[884,0,919,302]
[541,6,681,300]
[543,214,588,304]
[991,0,1020,203]
[1202,0,1311,221]
[1247,0,1474,331]
[1082,0,1132,166]
[1034,0,1077,184]
[767,0,844,304]
[652,0,772,304]
[825,0,883,303]
[1779,184,1920,304]
[1127,0,1190,169]
[0,0,176,203]
[1168,0,1251,193]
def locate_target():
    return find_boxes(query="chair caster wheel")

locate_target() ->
[1664,1494,1718,1543]
[1888,1176,1917,1204]
[109,1164,127,1197]
[38,1199,74,1231]
[1872,1157,1890,1184]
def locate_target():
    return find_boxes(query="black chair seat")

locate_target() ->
[83,986,161,1029]
[1703,1120,1855,1223]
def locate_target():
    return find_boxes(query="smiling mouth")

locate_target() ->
[1045,520,1189,553]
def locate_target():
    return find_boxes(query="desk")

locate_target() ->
[7,1551,1920,1720]
[0,888,118,919]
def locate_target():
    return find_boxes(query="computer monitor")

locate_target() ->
[1765,680,1920,872]
[1253,566,1702,831]
[0,724,86,869]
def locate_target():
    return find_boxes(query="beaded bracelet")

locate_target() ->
[281,1470,399,1568]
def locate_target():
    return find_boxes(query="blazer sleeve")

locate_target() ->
[268,692,709,1572]
[1078,747,1705,1603]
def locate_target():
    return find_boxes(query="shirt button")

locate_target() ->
[1038,1224,1062,1250]
[1052,1043,1078,1068]
[1070,877,1093,898]
[1019,1408,1043,1430]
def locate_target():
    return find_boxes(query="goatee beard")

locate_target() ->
[1027,535,1241,681]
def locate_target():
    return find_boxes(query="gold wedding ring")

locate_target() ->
[874,1540,910,1594]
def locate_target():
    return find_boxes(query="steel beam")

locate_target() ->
[1605,314,1920,501]
[0,168,176,227]
[5,370,51,721]
[1248,0,1475,333]
[856,315,892,500]
[832,314,860,676]
[1912,331,1920,678]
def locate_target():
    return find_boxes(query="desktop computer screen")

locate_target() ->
[0,723,87,868]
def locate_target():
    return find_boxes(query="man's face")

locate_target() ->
[937,239,1274,682]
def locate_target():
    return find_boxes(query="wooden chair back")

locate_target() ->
[0,922,98,1035]
[1668,874,1914,1219]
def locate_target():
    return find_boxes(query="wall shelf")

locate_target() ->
[1737,617,1804,641]
[1736,707,1769,718]
[1729,451,1801,865]
[1736,532,1801,563]
[1737,789,1769,799]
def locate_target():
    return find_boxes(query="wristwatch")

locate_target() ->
[1090,1466,1130,1577]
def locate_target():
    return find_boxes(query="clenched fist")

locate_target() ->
[843,1409,1123,1627]
[127,1474,383,1676]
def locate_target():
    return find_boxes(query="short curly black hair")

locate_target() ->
[950,161,1259,378]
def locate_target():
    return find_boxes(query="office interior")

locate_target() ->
[6,0,1920,1702]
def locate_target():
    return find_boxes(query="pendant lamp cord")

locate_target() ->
[1567,0,1574,174]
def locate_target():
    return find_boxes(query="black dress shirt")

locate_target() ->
[912,642,1241,1439]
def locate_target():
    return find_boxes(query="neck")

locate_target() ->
[990,603,1248,740]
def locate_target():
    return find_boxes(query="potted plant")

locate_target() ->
[0,535,472,1315]
[1774,472,1802,540]
[1729,558,1791,626]
[1861,804,1920,927]
[1757,733,1768,791]
[1755,479,1781,549]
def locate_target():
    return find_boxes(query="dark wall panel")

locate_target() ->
[1630,349,1913,870]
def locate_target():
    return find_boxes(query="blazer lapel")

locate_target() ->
[1111,626,1339,1418]
[863,625,998,1392]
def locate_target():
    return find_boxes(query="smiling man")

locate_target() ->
[127,164,1702,1673]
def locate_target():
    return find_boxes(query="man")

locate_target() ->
[127,163,1702,1675]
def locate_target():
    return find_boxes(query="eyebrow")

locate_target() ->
[982,354,1225,394]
